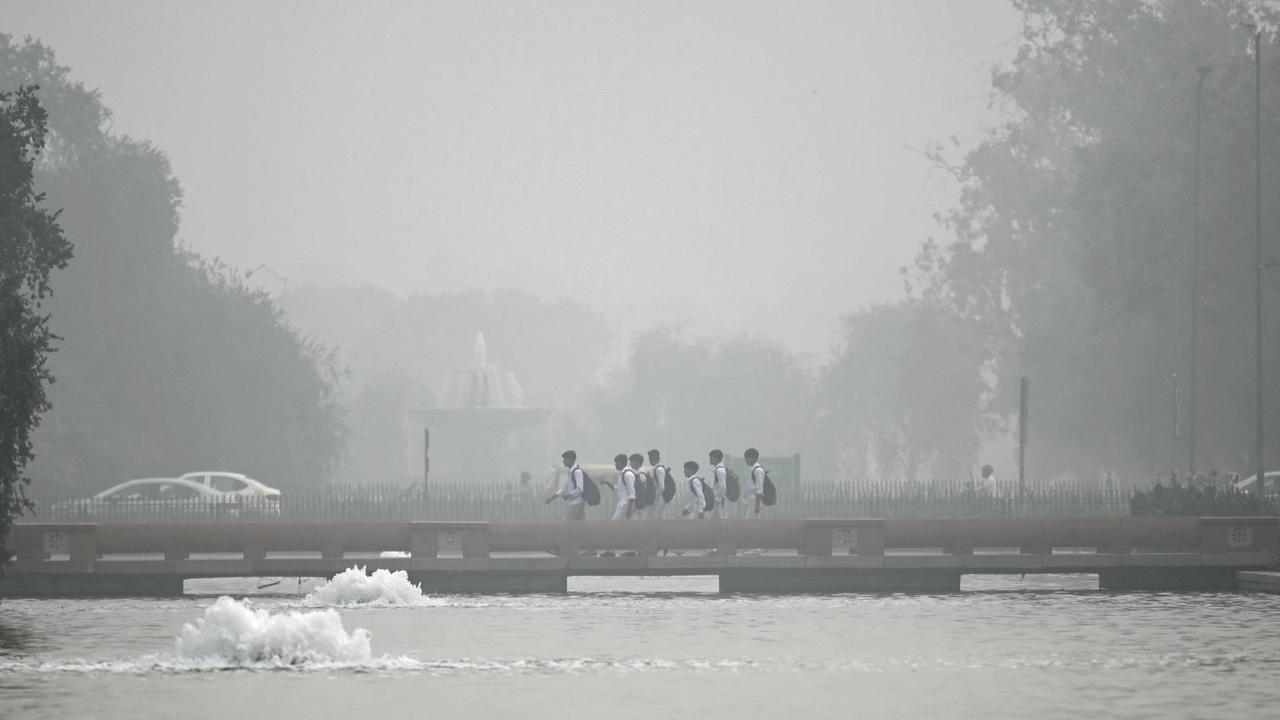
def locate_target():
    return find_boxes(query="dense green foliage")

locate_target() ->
[1,36,343,496]
[586,327,816,466]
[906,0,1280,483]
[822,300,994,484]
[0,84,73,559]
[1130,483,1277,516]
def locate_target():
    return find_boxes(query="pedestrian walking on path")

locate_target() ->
[709,449,729,521]
[742,448,765,518]
[606,453,636,520]
[545,449,587,521]
[682,460,707,519]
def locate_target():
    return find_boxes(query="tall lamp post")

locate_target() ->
[1189,65,1210,478]
[1246,24,1266,494]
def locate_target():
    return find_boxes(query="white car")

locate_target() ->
[179,471,282,500]
[93,477,228,503]
[93,476,225,499]
[1234,471,1280,494]
[67,477,236,519]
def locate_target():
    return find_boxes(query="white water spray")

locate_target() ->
[303,565,438,607]
[175,596,372,666]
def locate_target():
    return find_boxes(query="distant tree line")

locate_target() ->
[899,0,1280,485]
[594,1,1280,489]
[0,36,343,498]
[10,0,1279,508]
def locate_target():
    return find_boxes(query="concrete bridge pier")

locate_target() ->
[1097,567,1239,591]
[408,570,568,594]
[718,568,961,593]
[0,572,184,597]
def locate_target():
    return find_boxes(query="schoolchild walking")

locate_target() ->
[682,460,707,519]
[647,449,673,520]
[708,449,729,521]
[628,453,648,520]
[545,449,586,521]
[742,447,765,518]
[608,453,636,520]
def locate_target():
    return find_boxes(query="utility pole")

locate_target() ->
[423,427,431,497]
[1247,25,1267,494]
[1189,65,1210,478]
[1018,376,1029,495]
[1171,374,1181,475]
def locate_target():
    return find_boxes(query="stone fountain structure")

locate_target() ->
[416,333,547,484]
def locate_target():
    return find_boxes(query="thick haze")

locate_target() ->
[3,0,1018,358]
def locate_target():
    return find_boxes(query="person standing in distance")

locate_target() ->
[708,449,729,521]
[545,450,586,521]
[742,448,765,518]
[979,465,998,497]
[647,448,670,520]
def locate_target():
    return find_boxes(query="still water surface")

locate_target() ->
[1,574,1277,719]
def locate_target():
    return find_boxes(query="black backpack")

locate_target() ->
[761,470,777,506]
[725,467,741,502]
[635,471,652,509]
[580,470,601,506]
[659,465,676,504]
[699,477,715,512]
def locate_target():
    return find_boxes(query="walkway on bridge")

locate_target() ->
[3,516,1277,596]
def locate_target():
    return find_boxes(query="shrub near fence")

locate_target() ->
[1129,484,1279,517]
[24,481,1133,523]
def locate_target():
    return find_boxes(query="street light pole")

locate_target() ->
[1189,65,1210,478]
[1248,26,1266,494]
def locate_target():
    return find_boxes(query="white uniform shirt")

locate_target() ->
[713,463,728,502]
[619,468,637,501]
[654,464,668,500]
[558,465,585,505]
[688,475,706,511]
[749,463,765,497]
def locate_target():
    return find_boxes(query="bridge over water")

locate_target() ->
[3,517,1277,596]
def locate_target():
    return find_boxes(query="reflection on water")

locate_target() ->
[0,575,1277,720]
[0,616,36,654]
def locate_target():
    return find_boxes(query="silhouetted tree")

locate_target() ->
[0,85,73,561]
[1,36,344,495]
[915,0,1280,483]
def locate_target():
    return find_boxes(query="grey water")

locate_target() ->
[2,575,1278,720]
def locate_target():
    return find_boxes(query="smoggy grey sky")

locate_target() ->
[3,0,1020,359]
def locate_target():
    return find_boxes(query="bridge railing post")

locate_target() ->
[69,526,98,564]
[10,524,98,568]
[409,521,491,558]
[1197,517,1279,558]
[458,523,491,559]
[803,519,884,556]
[409,522,438,557]
[853,520,885,557]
